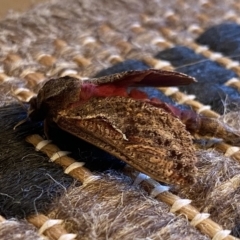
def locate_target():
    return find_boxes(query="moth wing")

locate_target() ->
[86,69,196,87]
[55,97,197,185]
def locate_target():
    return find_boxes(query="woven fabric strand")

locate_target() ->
[1,0,240,239]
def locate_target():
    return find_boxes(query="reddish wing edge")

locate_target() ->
[87,69,197,87]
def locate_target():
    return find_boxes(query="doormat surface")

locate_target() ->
[1,1,240,239]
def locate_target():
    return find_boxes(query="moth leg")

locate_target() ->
[193,116,240,146]
[178,109,240,146]
[193,137,223,149]
[148,100,240,146]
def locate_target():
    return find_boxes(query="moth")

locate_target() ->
[28,69,240,185]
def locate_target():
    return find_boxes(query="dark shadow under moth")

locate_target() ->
[28,69,240,185]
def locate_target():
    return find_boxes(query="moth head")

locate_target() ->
[28,76,81,121]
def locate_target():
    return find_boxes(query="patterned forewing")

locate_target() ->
[57,97,197,185]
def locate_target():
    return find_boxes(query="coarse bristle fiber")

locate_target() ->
[0,219,44,240]
[48,172,209,240]
[1,0,240,239]
[174,149,240,232]
[0,104,124,218]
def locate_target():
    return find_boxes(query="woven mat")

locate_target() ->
[1,1,240,239]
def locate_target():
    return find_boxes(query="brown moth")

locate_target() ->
[28,69,240,185]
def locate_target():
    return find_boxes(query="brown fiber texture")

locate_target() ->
[0,0,239,105]
[1,0,240,239]
[48,172,210,240]
[0,219,44,240]
[174,149,240,230]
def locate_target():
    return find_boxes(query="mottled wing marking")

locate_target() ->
[57,96,197,185]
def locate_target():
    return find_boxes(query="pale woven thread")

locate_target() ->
[20,69,37,78]
[80,77,90,81]
[177,94,196,104]
[60,69,78,77]
[212,230,231,240]
[223,11,239,22]
[225,146,240,157]
[47,62,78,77]
[137,30,220,117]
[205,48,239,72]
[131,170,236,240]
[27,134,95,184]
[194,45,209,54]
[133,173,150,185]
[82,37,96,45]
[157,29,240,87]
[200,0,210,5]
[50,151,71,162]
[190,213,210,227]
[164,9,174,18]
[156,70,219,113]
[0,71,12,82]
[155,72,220,118]
[35,140,52,151]
[13,88,36,102]
[187,24,203,34]
[150,184,170,198]
[208,52,224,61]
[225,78,239,86]
[144,177,170,198]
[170,199,192,213]
[226,61,239,69]
[39,219,63,234]
[64,162,85,174]
[224,11,240,24]
[58,234,77,240]
[107,54,123,62]
[188,41,240,75]
[82,175,101,186]
[154,60,171,69]
[0,215,5,222]
[28,136,236,239]
[120,23,219,117]
[130,22,141,29]
[197,105,211,113]
[164,87,179,96]
[36,53,52,61]
[151,37,173,46]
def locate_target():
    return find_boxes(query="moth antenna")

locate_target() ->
[13,117,28,130]
[175,52,240,70]
[13,109,34,130]
[175,58,211,69]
